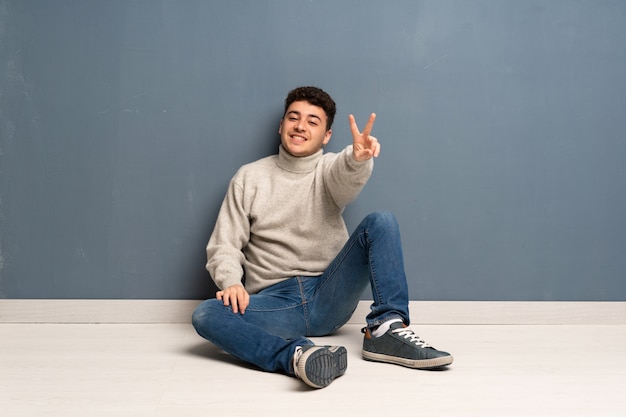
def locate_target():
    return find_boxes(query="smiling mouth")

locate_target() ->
[290,134,307,143]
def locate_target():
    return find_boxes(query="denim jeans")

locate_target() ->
[192,211,410,375]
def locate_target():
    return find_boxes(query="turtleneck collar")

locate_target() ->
[275,145,324,174]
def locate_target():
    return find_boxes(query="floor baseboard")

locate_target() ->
[1,299,624,325]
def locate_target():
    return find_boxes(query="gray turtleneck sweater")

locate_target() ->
[206,144,374,294]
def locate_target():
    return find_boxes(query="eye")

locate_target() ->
[309,121,318,126]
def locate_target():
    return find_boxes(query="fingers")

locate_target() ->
[216,285,250,314]
[362,113,376,137]
[369,136,381,157]
[357,138,380,159]
[349,113,377,137]
[349,114,359,137]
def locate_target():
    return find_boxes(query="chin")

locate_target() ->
[282,144,304,157]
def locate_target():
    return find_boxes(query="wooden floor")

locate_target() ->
[1,322,625,416]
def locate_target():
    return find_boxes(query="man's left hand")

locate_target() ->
[349,113,380,161]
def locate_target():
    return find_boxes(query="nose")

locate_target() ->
[295,119,305,131]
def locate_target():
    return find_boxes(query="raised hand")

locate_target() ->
[349,113,380,162]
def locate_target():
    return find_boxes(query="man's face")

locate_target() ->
[279,100,332,157]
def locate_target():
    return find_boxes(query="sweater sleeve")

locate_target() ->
[324,145,374,208]
[205,175,249,290]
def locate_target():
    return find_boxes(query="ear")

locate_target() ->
[278,118,283,134]
[323,129,332,145]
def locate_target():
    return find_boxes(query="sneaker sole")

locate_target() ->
[298,346,348,388]
[362,350,453,369]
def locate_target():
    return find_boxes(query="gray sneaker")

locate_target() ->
[362,322,453,369]
[293,345,348,388]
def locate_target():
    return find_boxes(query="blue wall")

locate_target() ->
[1,1,625,300]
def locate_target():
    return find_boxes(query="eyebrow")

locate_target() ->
[286,110,322,122]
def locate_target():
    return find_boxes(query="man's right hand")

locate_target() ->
[216,284,250,315]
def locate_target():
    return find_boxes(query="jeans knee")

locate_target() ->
[191,299,220,335]
[191,302,205,331]
[364,211,399,232]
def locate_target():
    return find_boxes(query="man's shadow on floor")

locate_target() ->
[186,341,258,370]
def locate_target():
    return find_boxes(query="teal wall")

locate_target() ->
[1,1,625,300]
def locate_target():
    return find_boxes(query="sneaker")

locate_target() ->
[293,345,348,388]
[362,322,453,369]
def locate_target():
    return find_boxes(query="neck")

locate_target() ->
[276,145,323,173]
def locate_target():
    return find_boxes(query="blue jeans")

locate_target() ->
[192,211,410,375]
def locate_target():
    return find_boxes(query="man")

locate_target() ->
[192,86,452,389]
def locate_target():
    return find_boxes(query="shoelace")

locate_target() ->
[392,328,432,348]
